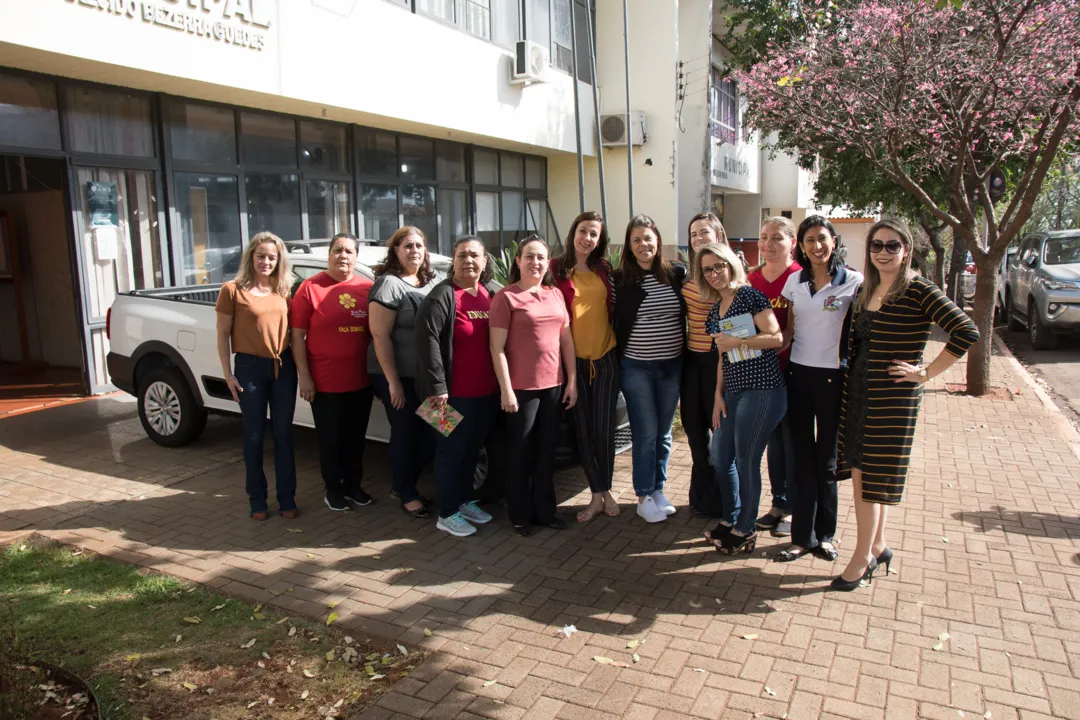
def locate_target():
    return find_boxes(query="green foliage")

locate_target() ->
[715,0,856,73]
[0,607,37,720]
[606,244,623,269]
[1023,155,1080,234]
[489,240,519,286]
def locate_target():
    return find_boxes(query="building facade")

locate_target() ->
[0,0,832,396]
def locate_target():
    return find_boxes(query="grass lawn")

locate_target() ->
[0,537,424,720]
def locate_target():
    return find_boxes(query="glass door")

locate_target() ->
[70,166,167,392]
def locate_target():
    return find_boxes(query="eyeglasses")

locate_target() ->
[702,264,728,277]
[869,239,904,255]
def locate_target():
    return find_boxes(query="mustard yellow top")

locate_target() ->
[682,279,714,353]
[570,270,616,359]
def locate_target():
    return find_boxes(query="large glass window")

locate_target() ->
[436,143,467,183]
[246,173,302,240]
[526,198,549,246]
[300,121,347,173]
[525,157,546,189]
[547,0,594,83]
[474,149,498,185]
[418,0,492,41]
[359,184,399,243]
[492,0,519,49]
[403,184,438,248]
[400,137,435,181]
[711,70,739,145]
[439,189,469,254]
[476,191,500,253]
[474,148,547,253]
[501,190,524,247]
[241,112,297,166]
[357,129,398,177]
[174,173,242,285]
[306,180,352,239]
[168,101,236,164]
[64,86,154,157]
[500,153,524,187]
[0,74,61,150]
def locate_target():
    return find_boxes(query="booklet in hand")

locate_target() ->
[415,397,464,437]
[716,312,762,363]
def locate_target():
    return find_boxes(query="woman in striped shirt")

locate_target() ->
[613,215,688,524]
[833,219,978,591]
[682,213,729,518]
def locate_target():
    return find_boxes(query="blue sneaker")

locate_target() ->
[436,513,477,537]
[458,501,493,525]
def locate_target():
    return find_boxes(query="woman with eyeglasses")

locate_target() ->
[699,242,786,554]
[833,219,978,591]
[682,212,728,519]
[774,216,862,564]
[748,217,801,539]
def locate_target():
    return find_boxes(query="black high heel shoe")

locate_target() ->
[830,557,878,592]
[704,523,732,542]
[876,547,893,576]
[717,531,757,555]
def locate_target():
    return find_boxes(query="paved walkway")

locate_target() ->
[1,339,1079,720]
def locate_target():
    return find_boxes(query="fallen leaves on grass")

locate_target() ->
[182,682,198,692]
[326,612,338,626]
[287,528,303,533]
[150,668,173,676]
[211,603,227,611]
[302,669,317,678]
[300,690,310,700]
[396,644,408,656]
[423,628,432,637]
[182,617,201,625]
[240,638,256,649]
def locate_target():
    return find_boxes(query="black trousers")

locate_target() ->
[570,352,619,494]
[310,386,375,498]
[505,386,562,527]
[787,362,842,549]
[681,349,724,517]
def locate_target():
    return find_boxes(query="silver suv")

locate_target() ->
[1005,230,1080,349]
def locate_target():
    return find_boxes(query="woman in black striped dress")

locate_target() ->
[833,219,978,591]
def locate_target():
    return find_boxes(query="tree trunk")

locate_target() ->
[929,230,947,289]
[964,260,998,396]
[945,236,968,304]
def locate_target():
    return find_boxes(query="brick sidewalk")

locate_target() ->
[1,340,1078,719]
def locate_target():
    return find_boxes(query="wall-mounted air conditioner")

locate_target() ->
[511,40,549,84]
[600,112,646,147]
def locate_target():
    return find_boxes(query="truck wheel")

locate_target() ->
[1005,292,1024,332]
[1029,306,1057,350]
[137,367,207,447]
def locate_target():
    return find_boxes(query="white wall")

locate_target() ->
[0,0,592,155]
[676,0,712,246]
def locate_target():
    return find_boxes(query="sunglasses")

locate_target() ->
[869,239,904,255]
[701,263,729,277]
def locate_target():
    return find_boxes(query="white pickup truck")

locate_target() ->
[106,242,630,490]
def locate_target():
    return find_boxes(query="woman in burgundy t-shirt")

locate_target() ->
[415,236,501,538]
[747,217,802,536]
[490,237,577,537]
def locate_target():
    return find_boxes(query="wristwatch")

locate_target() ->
[917,367,928,383]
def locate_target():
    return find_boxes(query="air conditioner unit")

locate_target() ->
[600,112,646,147]
[511,40,549,84]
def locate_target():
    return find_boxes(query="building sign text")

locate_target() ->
[65,0,273,51]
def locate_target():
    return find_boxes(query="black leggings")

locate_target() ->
[310,386,375,497]
[569,352,619,494]
[787,362,842,549]
[681,349,724,517]
[505,386,562,527]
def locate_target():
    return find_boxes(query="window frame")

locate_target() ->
[710,69,739,146]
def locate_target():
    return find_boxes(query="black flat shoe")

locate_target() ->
[830,558,878,592]
[544,517,567,530]
[775,546,811,562]
[876,547,894,575]
[401,502,430,519]
[812,544,839,562]
[514,525,533,537]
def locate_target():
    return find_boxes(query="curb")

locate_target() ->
[992,330,1080,460]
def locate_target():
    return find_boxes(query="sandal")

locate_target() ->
[717,531,758,555]
[577,502,604,523]
[603,496,621,517]
[704,523,732,542]
[812,544,839,562]
[775,546,810,563]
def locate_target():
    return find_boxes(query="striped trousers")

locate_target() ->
[570,351,620,494]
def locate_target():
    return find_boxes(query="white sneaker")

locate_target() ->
[636,496,668,523]
[652,490,676,516]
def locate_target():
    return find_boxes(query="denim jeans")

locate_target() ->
[620,355,682,497]
[233,348,298,514]
[372,374,436,505]
[711,386,788,534]
[765,417,793,513]
[435,394,499,519]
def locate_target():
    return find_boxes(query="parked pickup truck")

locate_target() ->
[106,242,630,492]
[1004,230,1080,349]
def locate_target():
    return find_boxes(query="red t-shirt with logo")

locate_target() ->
[450,284,499,398]
[290,271,373,393]
[748,262,801,369]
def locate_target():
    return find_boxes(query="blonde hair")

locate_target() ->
[854,218,917,312]
[233,231,295,298]
[691,242,746,303]
[761,216,797,240]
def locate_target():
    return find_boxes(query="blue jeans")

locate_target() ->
[234,348,298,514]
[620,356,682,497]
[435,394,499,519]
[766,417,793,513]
[373,375,436,505]
[711,386,788,534]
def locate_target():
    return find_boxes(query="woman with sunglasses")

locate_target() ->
[833,219,978,591]
[774,216,862,564]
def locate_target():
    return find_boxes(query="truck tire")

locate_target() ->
[1029,303,1057,350]
[137,366,208,447]
[1005,291,1024,332]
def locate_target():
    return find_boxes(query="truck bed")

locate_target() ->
[124,285,222,305]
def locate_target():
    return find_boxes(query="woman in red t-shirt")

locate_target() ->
[490,236,577,537]
[290,233,375,513]
[415,236,503,538]
[747,217,801,537]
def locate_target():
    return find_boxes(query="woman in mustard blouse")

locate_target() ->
[551,211,620,523]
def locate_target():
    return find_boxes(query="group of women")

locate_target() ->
[216,207,978,592]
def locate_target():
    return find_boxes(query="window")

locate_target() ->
[358,184,399,243]
[306,179,351,239]
[476,191,500,253]
[0,73,61,150]
[300,120,347,173]
[403,183,438,248]
[168,101,236,164]
[174,173,242,285]
[357,129,398,177]
[550,0,593,82]
[436,143,466,183]
[241,112,297,166]
[245,172,302,241]
[525,157,545,189]
[400,136,435,180]
[711,70,738,145]
[474,148,498,185]
[500,153,524,187]
[440,189,469,253]
[418,0,493,41]
[64,86,154,157]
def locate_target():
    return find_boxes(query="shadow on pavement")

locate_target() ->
[951,505,1080,539]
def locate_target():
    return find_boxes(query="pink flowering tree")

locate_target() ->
[738,0,1080,395]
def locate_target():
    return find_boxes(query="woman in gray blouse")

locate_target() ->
[369,226,439,518]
